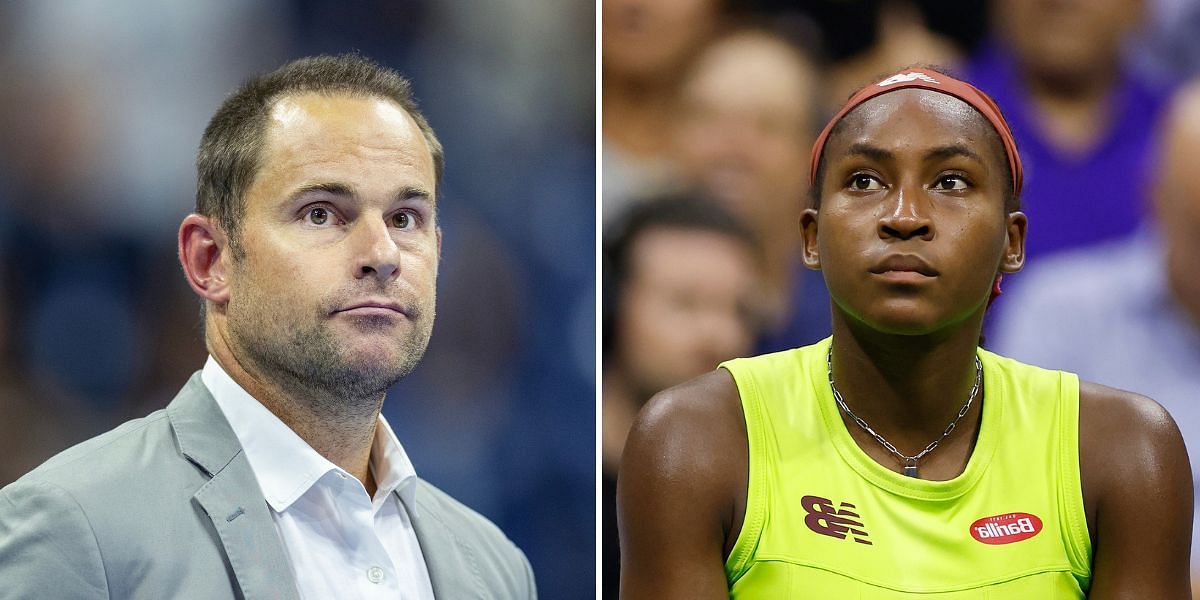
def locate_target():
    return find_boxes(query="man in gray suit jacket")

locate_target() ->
[0,54,535,599]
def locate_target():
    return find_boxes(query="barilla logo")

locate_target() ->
[878,72,939,87]
[969,512,1043,545]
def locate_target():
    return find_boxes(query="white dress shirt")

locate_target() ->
[202,357,436,600]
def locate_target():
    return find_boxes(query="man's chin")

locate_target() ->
[344,344,424,373]
[358,334,430,368]
[308,355,421,399]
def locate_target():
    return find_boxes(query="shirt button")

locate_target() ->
[367,566,385,584]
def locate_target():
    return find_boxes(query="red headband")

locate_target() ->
[809,68,1023,197]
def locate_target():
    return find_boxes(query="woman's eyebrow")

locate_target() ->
[923,144,984,165]
[845,142,893,163]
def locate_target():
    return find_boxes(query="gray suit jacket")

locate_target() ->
[0,373,536,599]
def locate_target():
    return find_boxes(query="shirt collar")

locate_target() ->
[201,356,419,514]
[371,408,420,512]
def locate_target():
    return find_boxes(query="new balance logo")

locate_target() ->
[801,495,872,545]
[969,512,1043,545]
[878,72,939,87]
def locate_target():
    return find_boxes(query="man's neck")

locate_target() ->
[602,72,676,157]
[754,203,806,328]
[1022,63,1120,155]
[207,328,382,497]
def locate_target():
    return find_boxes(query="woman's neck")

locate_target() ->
[828,311,985,446]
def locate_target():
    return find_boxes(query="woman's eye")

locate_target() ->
[306,206,331,225]
[850,174,883,191]
[934,176,969,191]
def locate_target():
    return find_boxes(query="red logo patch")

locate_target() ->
[969,512,1043,545]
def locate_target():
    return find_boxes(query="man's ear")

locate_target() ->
[800,208,821,270]
[1000,211,1028,273]
[179,214,232,306]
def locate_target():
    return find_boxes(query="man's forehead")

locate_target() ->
[267,92,422,143]
[684,34,814,109]
[257,91,435,179]
[245,91,437,210]
[632,227,752,270]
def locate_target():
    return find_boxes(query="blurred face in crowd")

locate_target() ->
[615,227,757,398]
[993,0,1143,84]
[1156,86,1200,324]
[672,32,817,229]
[804,90,1024,335]
[220,93,440,399]
[602,0,719,82]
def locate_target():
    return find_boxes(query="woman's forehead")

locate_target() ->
[830,88,994,151]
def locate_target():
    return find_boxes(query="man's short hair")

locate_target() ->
[195,53,443,256]
[601,194,760,358]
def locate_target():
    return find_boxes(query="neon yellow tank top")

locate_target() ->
[720,337,1092,597]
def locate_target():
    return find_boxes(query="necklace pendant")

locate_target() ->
[903,462,919,478]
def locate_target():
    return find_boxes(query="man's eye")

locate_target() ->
[850,174,883,191]
[306,206,331,225]
[934,176,969,191]
[391,211,415,229]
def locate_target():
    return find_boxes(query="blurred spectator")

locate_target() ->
[820,1,966,113]
[753,0,989,80]
[602,0,723,218]
[602,195,762,598]
[0,0,285,427]
[368,3,597,595]
[1129,0,1200,86]
[670,23,832,351]
[968,0,1172,267]
[991,78,1200,585]
[0,259,96,484]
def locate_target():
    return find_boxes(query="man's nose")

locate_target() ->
[878,187,934,241]
[353,219,401,284]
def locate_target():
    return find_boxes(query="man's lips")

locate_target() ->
[332,300,410,318]
[870,255,939,279]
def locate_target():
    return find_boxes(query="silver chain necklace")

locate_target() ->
[826,347,982,478]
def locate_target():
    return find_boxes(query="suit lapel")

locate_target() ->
[194,454,300,600]
[410,486,482,598]
[168,374,301,600]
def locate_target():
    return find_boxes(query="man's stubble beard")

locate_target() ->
[225,275,435,418]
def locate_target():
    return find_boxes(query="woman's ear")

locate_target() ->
[800,208,821,270]
[1000,211,1028,273]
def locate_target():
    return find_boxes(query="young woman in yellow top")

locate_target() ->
[617,67,1193,598]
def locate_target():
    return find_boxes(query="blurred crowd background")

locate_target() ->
[602,0,1200,595]
[0,1,595,597]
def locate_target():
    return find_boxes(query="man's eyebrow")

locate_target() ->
[397,186,434,204]
[924,144,984,164]
[289,182,356,202]
[287,183,435,204]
